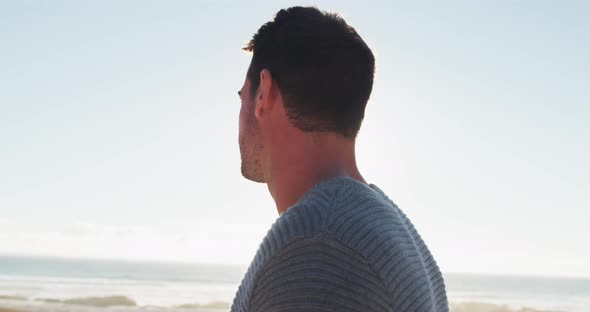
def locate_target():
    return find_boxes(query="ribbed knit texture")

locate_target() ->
[231,176,448,312]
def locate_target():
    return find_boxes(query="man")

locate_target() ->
[232,6,448,312]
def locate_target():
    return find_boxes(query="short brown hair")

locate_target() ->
[244,6,375,138]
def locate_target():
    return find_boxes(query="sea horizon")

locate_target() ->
[2,253,588,281]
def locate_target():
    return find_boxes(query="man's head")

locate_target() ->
[238,6,375,182]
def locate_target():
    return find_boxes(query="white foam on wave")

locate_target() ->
[450,302,561,312]
[0,298,231,312]
[38,296,136,307]
[0,274,237,307]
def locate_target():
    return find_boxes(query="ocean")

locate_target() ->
[0,256,588,312]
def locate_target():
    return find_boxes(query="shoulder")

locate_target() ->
[268,176,404,261]
[248,233,393,312]
[322,178,448,311]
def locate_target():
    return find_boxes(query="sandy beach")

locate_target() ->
[0,308,27,312]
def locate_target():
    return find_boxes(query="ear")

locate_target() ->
[254,69,274,121]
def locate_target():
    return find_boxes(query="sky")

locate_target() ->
[0,0,588,278]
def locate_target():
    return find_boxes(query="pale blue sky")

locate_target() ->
[1,0,588,278]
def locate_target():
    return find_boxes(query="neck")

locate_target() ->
[265,132,366,215]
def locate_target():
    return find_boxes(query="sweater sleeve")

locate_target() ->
[246,235,393,312]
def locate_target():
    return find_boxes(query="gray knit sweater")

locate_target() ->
[231,176,448,312]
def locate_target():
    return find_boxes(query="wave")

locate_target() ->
[0,295,233,310]
[0,295,231,311]
[35,296,136,307]
[450,302,560,312]
[175,301,230,309]
[0,297,26,302]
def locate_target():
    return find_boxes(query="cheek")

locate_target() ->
[239,104,254,146]
[239,104,246,134]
